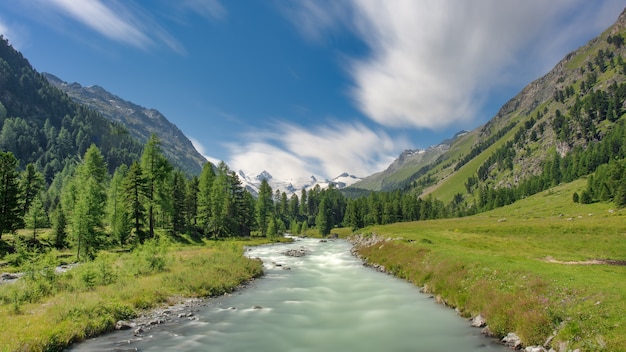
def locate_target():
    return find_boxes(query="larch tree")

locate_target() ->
[123,161,148,243]
[197,162,215,236]
[0,151,21,238]
[140,134,172,239]
[19,163,44,218]
[256,178,273,237]
[70,144,108,260]
[108,164,132,246]
[170,171,187,235]
[24,196,48,240]
[185,176,199,233]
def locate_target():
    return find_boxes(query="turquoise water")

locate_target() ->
[69,238,507,351]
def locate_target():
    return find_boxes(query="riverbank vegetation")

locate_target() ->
[0,235,278,351]
[352,178,626,351]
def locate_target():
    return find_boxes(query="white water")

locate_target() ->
[69,238,507,351]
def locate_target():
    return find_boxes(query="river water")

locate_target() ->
[69,238,507,351]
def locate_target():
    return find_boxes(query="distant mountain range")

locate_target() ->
[349,132,466,192]
[238,170,362,196]
[43,73,206,175]
[346,7,626,206]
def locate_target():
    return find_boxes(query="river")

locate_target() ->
[68,237,507,351]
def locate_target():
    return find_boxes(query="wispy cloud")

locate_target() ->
[284,0,625,130]
[227,121,401,180]
[48,0,153,49]
[188,137,221,166]
[0,16,26,50]
[31,0,228,53]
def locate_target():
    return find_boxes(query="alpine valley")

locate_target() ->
[1,5,626,352]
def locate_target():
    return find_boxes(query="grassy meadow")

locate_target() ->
[0,236,285,352]
[353,178,626,350]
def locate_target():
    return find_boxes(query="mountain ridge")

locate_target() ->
[43,73,207,175]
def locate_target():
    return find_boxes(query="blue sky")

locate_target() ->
[0,0,624,180]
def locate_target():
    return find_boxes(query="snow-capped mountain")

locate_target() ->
[237,170,362,197]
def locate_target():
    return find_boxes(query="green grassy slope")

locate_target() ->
[354,178,626,350]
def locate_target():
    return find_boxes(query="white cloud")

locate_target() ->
[227,121,401,180]
[285,0,625,130]
[188,137,221,166]
[48,0,152,49]
[33,0,188,53]
[0,16,25,50]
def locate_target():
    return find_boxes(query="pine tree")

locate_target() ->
[141,134,172,239]
[19,163,44,218]
[256,178,273,237]
[108,165,132,246]
[24,196,48,241]
[0,151,21,238]
[71,144,108,260]
[170,171,187,235]
[316,195,332,236]
[123,161,148,243]
[185,176,199,233]
[210,162,230,238]
[197,162,215,236]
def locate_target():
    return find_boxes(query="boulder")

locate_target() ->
[114,320,135,330]
[525,346,547,352]
[285,248,307,257]
[470,314,487,328]
[502,332,522,349]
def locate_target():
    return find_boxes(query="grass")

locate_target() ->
[353,179,626,350]
[0,236,284,352]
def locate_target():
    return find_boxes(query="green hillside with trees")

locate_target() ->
[1,7,626,352]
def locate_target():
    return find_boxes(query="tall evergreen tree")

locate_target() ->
[210,162,230,238]
[170,171,187,235]
[24,196,48,240]
[185,176,199,233]
[70,144,108,260]
[141,134,172,238]
[256,178,273,237]
[316,195,332,236]
[197,162,215,236]
[19,163,44,218]
[108,165,132,246]
[123,161,148,243]
[0,151,21,238]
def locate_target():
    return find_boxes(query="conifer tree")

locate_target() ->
[71,144,108,260]
[170,171,187,235]
[197,162,215,235]
[19,163,44,218]
[123,161,148,243]
[109,165,132,246]
[0,151,21,238]
[256,178,273,237]
[24,196,48,240]
[141,134,171,239]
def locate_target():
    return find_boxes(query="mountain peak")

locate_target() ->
[255,170,273,181]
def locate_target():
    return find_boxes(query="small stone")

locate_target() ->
[502,332,522,349]
[525,346,547,352]
[481,326,495,337]
[114,320,135,330]
[470,314,486,328]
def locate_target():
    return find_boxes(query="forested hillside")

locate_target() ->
[3,7,626,255]
[44,73,206,175]
[0,36,143,180]
[345,8,626,220]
